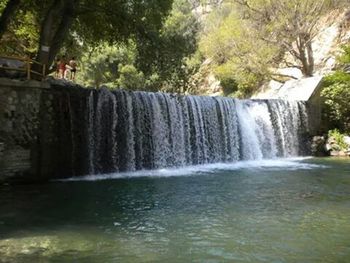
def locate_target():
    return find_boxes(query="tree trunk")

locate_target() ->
[306,38,314,76]
[35,0,64,66]
[297,33,314,77]
[35,0,78,69]
[48,0,77,65]
[0,0,21,40]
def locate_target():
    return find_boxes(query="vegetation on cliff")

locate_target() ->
[199,0,349,97]
[322,45,350,133]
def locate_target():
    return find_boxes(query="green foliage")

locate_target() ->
[0,0,7,13]
[328,129,348,151]
[213,64,237,95]
[117,64,145,90]
[74,0,173,47]
[0,0,173,65]
[337,45,350,64]
[321,82,350,132]
[1,0,347,96]
[197,0,346,97]
[0,2,40,56]
[323,71,350,86]
[321,45,350,132]
[12,10,39,54]
[136,0,199,92]
[199,5,277,97]
[76,42,139,88]
[74,0,199,92]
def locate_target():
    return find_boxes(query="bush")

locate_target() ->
[321,82,350,132]
[328,129,348,151]
[214,65,238,95]
[117,65,145,91]
[321,45,350,132]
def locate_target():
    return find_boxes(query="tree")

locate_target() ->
[233,0,345,77]
[0,0,21,39]
[35,0,78,67]
[199,0,347,97]
[76,42,143,89]
[199,3,278,97]
[0,0,173,68]
[73,0,199,92]
[135,0,199,92]
[0,0,201,93]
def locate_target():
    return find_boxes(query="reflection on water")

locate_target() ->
[0,158,350,262]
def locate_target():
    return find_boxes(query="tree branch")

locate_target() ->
[271,72,298,82]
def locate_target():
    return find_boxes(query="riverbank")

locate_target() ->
[312,131,350,157]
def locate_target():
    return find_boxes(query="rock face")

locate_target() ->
[311,134,350,157]
[326,135,350,157]
[311,136,329,157]
[252,76,323,101]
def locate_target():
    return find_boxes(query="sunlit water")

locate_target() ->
[1,158,350,262]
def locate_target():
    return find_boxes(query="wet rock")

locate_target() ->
[311,136,329,156]
[344,136,350,145]
[327,134,350,157]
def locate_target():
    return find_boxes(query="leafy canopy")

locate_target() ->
[71,0,199,92]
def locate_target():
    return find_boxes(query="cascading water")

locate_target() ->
[53,88,309,177]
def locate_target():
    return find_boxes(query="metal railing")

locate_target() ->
[0,55,46,80]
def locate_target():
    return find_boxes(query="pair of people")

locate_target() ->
[55,56,77,80]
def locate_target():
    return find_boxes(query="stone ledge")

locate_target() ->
[252,76,324,101]
[0,78,50,89]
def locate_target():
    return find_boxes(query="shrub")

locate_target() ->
[328,129,348,151]
[321,45,350,132]
[117,65,145,91]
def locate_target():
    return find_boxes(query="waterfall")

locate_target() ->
[55,88,309,177]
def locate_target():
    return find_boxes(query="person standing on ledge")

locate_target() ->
[58,56,66,79]
[69,57,77,81]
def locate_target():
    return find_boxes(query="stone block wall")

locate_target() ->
[0,79,42,182]
[0,78,91,183]
[305,79,325,136]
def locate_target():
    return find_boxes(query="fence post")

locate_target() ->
[42,64,46,80]
[26,58,31,80]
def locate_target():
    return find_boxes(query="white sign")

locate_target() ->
[41,45,50,52]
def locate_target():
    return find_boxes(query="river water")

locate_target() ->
[0,157,349,262]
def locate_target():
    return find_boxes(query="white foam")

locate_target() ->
[58,157,327,182]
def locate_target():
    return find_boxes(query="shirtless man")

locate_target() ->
[69,57,77,81]
[59,56,66,79]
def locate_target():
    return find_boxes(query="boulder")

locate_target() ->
[311,136,330,156]
[344,136,350,145]
[326,134,350,157]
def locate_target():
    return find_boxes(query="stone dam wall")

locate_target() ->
[0,78,322,183]
[0,78,87,182]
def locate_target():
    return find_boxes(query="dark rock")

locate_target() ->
[311,136,330,156]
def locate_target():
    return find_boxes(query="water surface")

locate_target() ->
[0,158,350,262]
